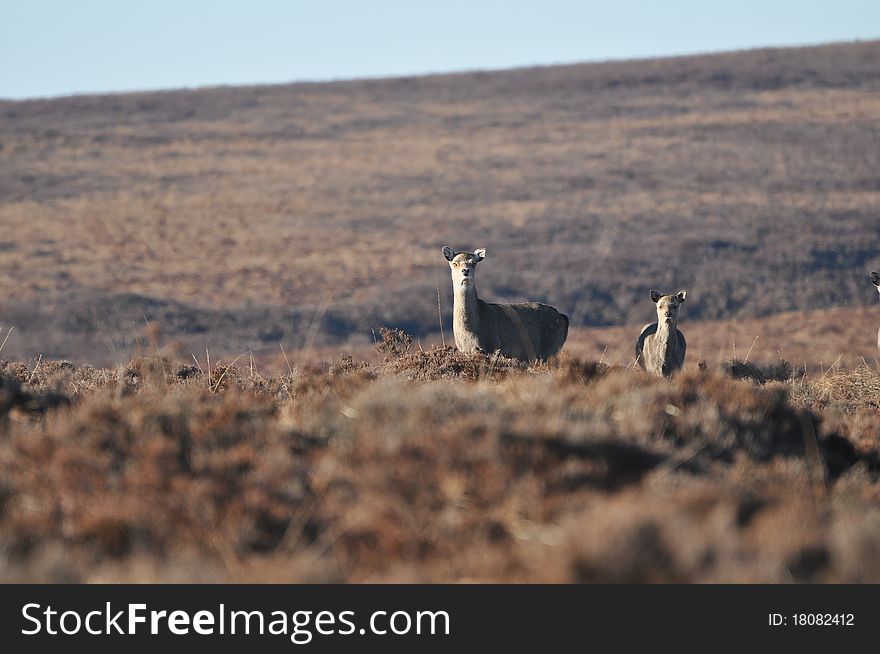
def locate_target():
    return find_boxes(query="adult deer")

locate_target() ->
[442,246,568,362]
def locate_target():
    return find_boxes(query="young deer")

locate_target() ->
[635,290,688,377]
[870,272,880,350]
[442,246,568,362]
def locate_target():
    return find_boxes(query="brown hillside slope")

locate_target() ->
[1,41,879,363]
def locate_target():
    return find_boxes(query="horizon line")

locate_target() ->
[3,36,877,103]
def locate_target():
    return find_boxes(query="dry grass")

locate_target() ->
[1,347,879,583]
[791,363,880,411]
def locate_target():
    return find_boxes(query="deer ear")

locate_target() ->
[473,248,486,262]
[676,290,687,303]
[442,246,456,262]
[650,290,662,303]
[871,272,880,287]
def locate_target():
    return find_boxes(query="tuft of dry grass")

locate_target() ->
[790,363,880,412]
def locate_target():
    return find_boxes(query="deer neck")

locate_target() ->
[453,282,481,336]
[655,318,677,351]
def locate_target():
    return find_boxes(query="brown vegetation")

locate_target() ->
[2,41,880,584]
[2,346,879,583]
[1,41,880,364]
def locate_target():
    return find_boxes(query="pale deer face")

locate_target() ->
[443,246,485,289]
[871,272,880,296]
[651,289,687,325]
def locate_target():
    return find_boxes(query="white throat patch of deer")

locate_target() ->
[442,245,568,362]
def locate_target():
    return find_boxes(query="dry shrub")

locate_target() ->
[1,354,880,582]
[380,346,528,381]
[328,354,373,378]
[1,387,316,578]
[0,367,70,421]
[555,357,610,385]
[726,358,793,384]
[375,327,413,358]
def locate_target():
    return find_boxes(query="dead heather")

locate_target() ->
[1,347,880,583]
[726,358,794,385]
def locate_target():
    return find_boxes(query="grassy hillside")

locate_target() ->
[2,41,880,364]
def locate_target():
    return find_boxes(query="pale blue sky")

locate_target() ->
[2,0,878,99]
